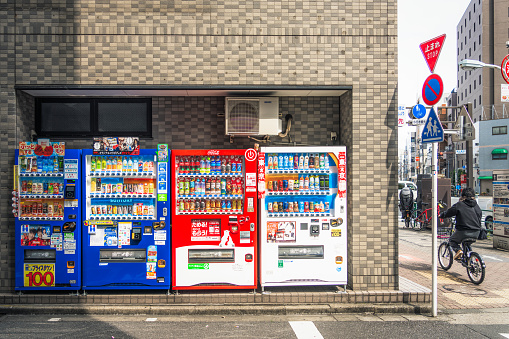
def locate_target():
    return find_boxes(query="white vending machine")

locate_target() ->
[258,146,347,290]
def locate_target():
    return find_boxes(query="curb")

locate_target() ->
[0,303,431,316]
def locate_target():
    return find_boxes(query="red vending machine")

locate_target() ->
[171,149,258,290]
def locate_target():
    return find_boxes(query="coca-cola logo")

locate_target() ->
[207,150,220,156]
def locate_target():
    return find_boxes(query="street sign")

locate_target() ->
[452,106,475,142]
[419,34,446,73]
[408,119,426,126]
[422,74,443,106]
[456,150,466,155]
[412,104,426,119]
[501,54,509,84]
[421,107,444,143]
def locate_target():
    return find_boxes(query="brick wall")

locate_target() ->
[0,0,398,291]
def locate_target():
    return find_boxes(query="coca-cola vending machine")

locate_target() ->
[171,149,258,290]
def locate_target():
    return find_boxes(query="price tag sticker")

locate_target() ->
[24,264,55,287]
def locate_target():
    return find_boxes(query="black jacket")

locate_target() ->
[442,199,482,231]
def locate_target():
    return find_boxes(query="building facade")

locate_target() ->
[0,1,398,292]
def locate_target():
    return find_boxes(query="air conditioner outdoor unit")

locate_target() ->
[225,97,280,136]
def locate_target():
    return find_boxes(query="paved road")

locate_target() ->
[1,313,508,339]
[399,222,509,310]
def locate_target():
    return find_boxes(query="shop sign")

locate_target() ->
[257,153,266,199]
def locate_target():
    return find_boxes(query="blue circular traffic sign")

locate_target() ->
[422,74,443,106]
[412,104,426,119]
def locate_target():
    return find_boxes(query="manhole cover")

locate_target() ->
[442,284,486,295]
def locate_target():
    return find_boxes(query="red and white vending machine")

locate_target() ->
[171,149,258,290]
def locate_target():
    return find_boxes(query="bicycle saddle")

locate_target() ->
[462,237,477,244]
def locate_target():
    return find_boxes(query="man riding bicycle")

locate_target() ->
[439,187,482,260]
[399,186,414,227]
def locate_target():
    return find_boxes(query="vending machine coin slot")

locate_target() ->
[250,223,255,232]
[228,216,238,233]
[310,224,320,236]
[68,214,76,219]
[67,261,75,269]
[131,227,142,241]
[65,184,76,199]
[163,207,167,216]
[144,226,153,235]
[245,253,253,262]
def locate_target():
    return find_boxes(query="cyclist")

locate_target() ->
[399,186,414,227]
[439,187,482,260]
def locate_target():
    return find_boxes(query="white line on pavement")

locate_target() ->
[146,318,158,322]
[289,321,324,339]
[500,334,509,338]
[483,255,503,261]
[48,318,61,322]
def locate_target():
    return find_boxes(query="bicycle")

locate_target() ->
[413,200,450,231]
[438,231,486,285]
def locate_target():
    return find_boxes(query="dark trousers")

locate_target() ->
[449,229,480,252]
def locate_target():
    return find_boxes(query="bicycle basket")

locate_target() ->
[438,227,453,240]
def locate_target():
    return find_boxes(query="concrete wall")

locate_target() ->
[0,0,398,291]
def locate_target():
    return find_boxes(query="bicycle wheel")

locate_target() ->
[416,213,428,231]
[466,252,485,285]
[438,242,453,270]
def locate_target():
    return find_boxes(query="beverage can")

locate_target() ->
[221,199,226,211]
[304,201,309,213]
[227,199,232,210]
[288,179,294,191]
[283,180,288,191]
[267,202,273,212]
[304,154,309,169]
[273,154,278,169]
[309,176,314,190]
[278,155,284,169]
[294,201,299,212]
[283,155,288,168]
[320,176,325,190]
[283,201,289,212]
[309,201,314,212]
[299,201,304,213]
[325,202,329,211]
[273,201,278,212]
[309,154,314,168]
[268,155,273,169]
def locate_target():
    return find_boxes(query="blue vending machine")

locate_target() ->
[81,144,170,292]
[15,142,81,292]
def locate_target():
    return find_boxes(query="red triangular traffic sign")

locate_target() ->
[419,34,446,73]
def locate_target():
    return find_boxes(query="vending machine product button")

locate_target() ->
[245,254,253,262]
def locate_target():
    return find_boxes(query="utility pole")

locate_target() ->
[466,102,474,189]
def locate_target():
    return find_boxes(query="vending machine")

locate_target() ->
[171,149,259,290]
[14,141,81,291]
[81,143,170,291]
[258,146,347,290]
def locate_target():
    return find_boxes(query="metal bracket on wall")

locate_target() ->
[230,135,234,144]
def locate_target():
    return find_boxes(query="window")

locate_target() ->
[474,41,476,51]
[36,98,152,138]
[474,80,476,89]
[469,48,471,57]
[461,42,463,50]
[474,99,476,108]
[479,35,481,44]
[474,23,476,32]
[479,95,481,105]
[492,126,508,135]
[479,75,481,85]
[492,149,508,160]
[469,85,471,94]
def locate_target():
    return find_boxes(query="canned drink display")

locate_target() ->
[283,180,288,191]
[273,201,278,212]
[309,201,314,212]
[288,179,294,191]
[304,201,309,212]
[267,202,273,212]
[325,202,329,211]
[283,201,289,212]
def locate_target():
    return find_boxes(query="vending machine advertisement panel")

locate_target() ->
[81,145,170,291]
[492,170,509,250]
[259,146,347,290]
[14,141,81,291]
[171,149,258,290]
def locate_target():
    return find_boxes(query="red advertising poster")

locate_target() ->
[338,152,347,198]
[19,141,65,156]
[191,219,221,241]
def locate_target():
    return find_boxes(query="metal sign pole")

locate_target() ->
[432,141,438,317]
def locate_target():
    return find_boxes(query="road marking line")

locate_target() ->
[48,318,61,322]
[289,321,324,339]
[483,255,503,261]
[146,318,157,322]
[500,334,509,338]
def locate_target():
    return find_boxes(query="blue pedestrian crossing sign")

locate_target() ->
[421,107,444,143]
